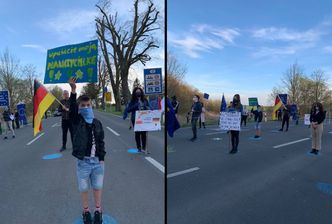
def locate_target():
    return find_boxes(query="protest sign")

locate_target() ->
[144,68,162,95]
[44,40,98,84]
[248,97,258,106]
[304,114,311,125]
[219,112,241,131]
[134,110,162,132]
[0,90,9,107]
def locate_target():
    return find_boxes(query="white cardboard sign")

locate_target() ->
[304,114,311,125]
[219,112,241,131]
[134,110,162,132]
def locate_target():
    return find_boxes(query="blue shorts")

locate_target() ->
[76,157,104,192]
[255,122,261,130]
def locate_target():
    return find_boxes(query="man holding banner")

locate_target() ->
[58,90,73,152]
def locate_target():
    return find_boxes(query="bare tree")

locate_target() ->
[167,51,187,81]
[282,63,303,104]
[96,0,160,111]
[21,64,37,103]
[310,69,329,102]
[97,56,109,110]
[0,49,20,110]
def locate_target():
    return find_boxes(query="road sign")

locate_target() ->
[44,40,98,84]
[104,92,112,102]
[248,97,258,106]
[144,68,162,95]
[0,90,9,107]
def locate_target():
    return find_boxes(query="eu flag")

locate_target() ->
[167,97,180,137]
[220,94,227,112]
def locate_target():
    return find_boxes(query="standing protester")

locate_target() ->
[171,96,180,118]
[68,77,106,224]
[14,109,20,129]
[2,107,15,139]
[228,95,243,154]
[251,105,263,138]
[310,102,326,155]
[199,103,206,129]
[241,107,248,127]
[127,87,150,153]
[59,90,73,152]
[279,106,290,132]
[190,95,202,141]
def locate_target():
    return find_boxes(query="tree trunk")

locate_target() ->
[121,70,131,105]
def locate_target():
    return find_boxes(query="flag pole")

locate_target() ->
[54,97,66,108]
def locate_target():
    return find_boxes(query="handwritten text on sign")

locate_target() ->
[134,110,162,132]
[219,112,241,131]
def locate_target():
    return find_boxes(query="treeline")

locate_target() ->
[270,63,332,115]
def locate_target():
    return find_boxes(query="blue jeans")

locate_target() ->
[76,157,104,192]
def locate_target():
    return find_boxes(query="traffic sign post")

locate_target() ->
[144,68,162,95]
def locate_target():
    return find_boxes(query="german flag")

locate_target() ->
[33,80,56,136]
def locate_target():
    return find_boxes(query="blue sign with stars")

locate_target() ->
[144,68,162,95]
[44,40,98,84]
[0,90,9,107]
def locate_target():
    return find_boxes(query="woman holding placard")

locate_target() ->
[309,102,326,155]
[228,94,243,154]
[127,87,150,153]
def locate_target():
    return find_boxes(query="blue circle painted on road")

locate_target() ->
[128,149,139,154]
[74,214,118,224]
[42,153,63,160]
[249,137,262,140]
[317,182,332,196]
[307,151,321,156]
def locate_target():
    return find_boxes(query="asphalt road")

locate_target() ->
[0,110,164,224]
[167,119,332,224]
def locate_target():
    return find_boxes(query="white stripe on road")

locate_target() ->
[167,167,200,178]
[145,157,165,173]
[26,133,45,146]
[329,132,332,134]
[51,123,60,127]
[273,138,310,149]
[206,131,227,135]
[106,127,120,136]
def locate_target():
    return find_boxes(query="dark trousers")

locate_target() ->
[199,118,205,128]
[281,116,289,130]
[241,115,247,126]
[191,118,198,138]
[62,119,73,147]
[15,119,20,129]
[231,130,240,150]
[135,131,147,149]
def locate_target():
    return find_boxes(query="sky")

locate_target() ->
[0,0,164,93]
[168,0,332,106]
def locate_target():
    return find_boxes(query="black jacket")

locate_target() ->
[69,93,106,161]
[191,102,202,119]
[310,111,326,124]
[251,109,263,122]
[2,110,11,121]
[58,99,70,120]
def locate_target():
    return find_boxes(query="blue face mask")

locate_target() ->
[79,107,94,124]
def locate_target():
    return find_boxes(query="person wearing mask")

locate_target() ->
[127,87,150,153]
[68,77,106,224]
[2,107,15,139]
[59,90,73,152]
[171,96,180,118]
[199,103,206,129]
[14,109,20,129]
[190,95,202,141]
[251,105,263,138]
[310,102,326,155]
[228,94,243,154]
[279,105,290,132]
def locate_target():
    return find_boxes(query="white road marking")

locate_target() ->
[51,123,60,127]
[145,157,165,173]
[329,132,332,134]
[206,131,227,135]
[106,127,120,136]
[167,167,200,178]
[26,133,45,146]
[273,138,310,149]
